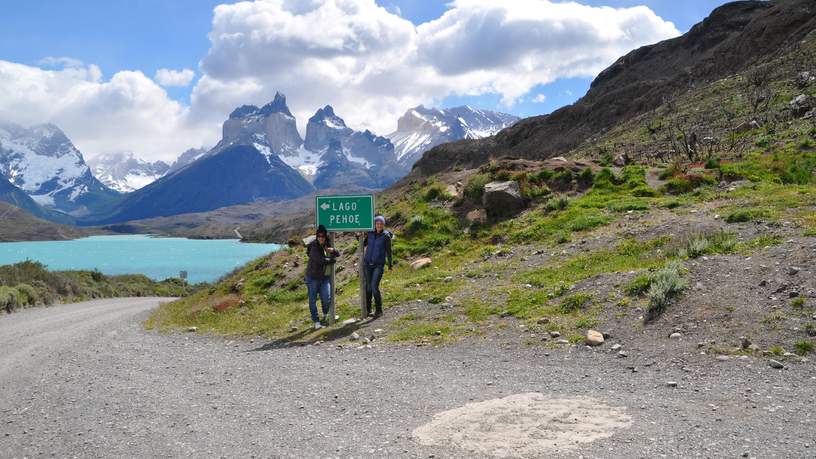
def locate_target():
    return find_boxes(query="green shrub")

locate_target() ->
[544,195,570,212]
[492,170,512,181]
[577,168,595,186]
[662,174,716,194]
[632,185,658,197]
[574,317,598,329]
[464,174,491,202]
[704,156,721,169]
[558,293,593,313]
[14,283,39,306]
[644,262,686,323]
[791,297,806,308]
[725,209,764,223]
[592,168,620,190]
[769,345,785,356]
[624,275,652,296]
[422,185,452,202]
[550,169,574,188]
[658,163,682,180]
[795,340,814,356]
[609,200,649,212]
[534,168,553,183]
[0,286,21,313]
[405,215,427,235]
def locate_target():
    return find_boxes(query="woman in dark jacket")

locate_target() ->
[305,225,339,329]
[363,215,392,318]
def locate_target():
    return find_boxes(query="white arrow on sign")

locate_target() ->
[320,202,331,210]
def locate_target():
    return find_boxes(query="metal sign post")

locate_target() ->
[359,233,367,318]
[315,194,375,322]
[328,232,337,325]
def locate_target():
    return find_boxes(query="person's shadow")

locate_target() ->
[247,317,377,352]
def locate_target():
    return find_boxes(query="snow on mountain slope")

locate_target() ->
[0,122,117,215]
[166,147,208,175]
[387,106,519,167]
[88,152,170,193]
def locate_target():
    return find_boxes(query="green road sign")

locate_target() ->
[315,194,375,232]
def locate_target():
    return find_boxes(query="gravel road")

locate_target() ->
[1,298,815,458]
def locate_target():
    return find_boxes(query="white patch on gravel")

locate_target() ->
[413,392,632,457]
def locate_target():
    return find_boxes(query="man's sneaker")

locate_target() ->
[314,322,323,330]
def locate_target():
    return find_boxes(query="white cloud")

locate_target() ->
[0,60,217,162]
[155,68,196,87]
[532,94,547,103]
[1,0,680,162]
[194,0,680,134]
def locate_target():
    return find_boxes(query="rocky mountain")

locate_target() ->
[0,173,48,220]
[414,0,816,175]
[88,152,170,193]
[0,122,119,217]
[304,105,401,188]
[388,105,518,167]
[86,94,314,224]
[80,91,523,224]
[166,147,208,175]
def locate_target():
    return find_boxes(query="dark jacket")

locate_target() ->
[363,230,392,269]
[305,239,339,280]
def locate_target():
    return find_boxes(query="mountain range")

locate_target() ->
[82,94,517,224]
[0,93,516,226]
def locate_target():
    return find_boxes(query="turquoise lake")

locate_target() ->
[0,235,282,283]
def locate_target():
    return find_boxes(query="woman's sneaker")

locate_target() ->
[314,322,323,330]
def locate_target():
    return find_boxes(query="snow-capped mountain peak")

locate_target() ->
[88,151,170,193]
[0,121,115,214]
[387,105,519,166]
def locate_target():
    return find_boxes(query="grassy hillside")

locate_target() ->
[0,260,200,313]
[0,202,90,242]
[146,149,815,355]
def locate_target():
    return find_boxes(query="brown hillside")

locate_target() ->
[413,0,816,175]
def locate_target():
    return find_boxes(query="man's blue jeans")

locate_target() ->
[305,275,331,322]
[364,264,385,314]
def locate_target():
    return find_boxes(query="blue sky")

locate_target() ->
[0,0,728,116]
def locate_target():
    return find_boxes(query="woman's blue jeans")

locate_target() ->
[364,264,385,314]
[305,275,331,322]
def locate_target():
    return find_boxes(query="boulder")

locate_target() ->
[410,258,432,270]
[795,71,814,88]
[586,329,605,346]
[466,209,487,224]
[445,182,463,198]
[482,181,524,217]
[612,153,630,167]
[789,94,814,117]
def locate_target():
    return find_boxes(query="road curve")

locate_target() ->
[1,298,814,458]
